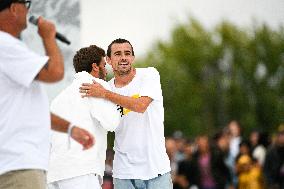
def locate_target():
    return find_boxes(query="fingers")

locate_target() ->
[83,139,94,150]
[71,127,95,150]
[79,85,91,90]
[79,89,90,98]
[37,17,56,39]
[81,83,92,87]
[81,131,94,150]
[82,133,95,150]
[79,82,104,98]
[79,85,91,98]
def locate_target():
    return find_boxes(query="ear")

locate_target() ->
[106,56,111,65]
[91,63,99,72]
[9,3,18,17]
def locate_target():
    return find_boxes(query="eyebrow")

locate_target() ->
[113,50,132,54]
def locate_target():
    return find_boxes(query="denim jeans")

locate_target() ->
[113,172,172,189]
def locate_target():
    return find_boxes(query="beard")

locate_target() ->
[99,68,106,80]
[116,66,132,76]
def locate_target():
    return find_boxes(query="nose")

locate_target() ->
[121,53,127,60]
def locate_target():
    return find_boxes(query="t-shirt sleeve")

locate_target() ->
[50,91,65,116]
[0,42,48,88]
[88,79,121,132]
[139,67,163,101]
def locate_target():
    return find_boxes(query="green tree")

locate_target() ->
[137,18,284,137]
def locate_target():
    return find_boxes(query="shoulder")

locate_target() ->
[0,31,25,49]
[137,67,160,77]
[74,71,93,84]
[93,77,111,90]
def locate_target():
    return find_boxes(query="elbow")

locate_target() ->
[46,70,64,82]
[135,105,148,113]
[53,69,64,81]
[47,59,65,82]
[37,66,64,82]
[137,108,147,113]
[48,68,64,82]
[46,71,64,82]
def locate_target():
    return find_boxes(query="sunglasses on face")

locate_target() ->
[14,0,31,10]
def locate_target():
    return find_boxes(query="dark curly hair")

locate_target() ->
[107,38,134,57]
[73,45,105,73]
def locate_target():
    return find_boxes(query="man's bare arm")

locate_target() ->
[80,81,152,113]
[35,17,64,82]
[51,113,95,150]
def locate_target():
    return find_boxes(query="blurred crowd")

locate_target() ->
[102,120,284,189]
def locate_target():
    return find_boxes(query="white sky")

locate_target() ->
[81,0,284,57]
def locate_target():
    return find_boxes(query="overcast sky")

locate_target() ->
[80,0,284,57]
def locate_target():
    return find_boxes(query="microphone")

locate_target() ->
[29,15,71,45]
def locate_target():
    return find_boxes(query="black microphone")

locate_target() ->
[29,15,71,45]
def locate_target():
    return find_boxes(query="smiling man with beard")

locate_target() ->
[80,38,172,189]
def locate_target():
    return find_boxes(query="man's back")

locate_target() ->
[48,71,120,183]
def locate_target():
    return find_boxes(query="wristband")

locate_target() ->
[67,123,75,149]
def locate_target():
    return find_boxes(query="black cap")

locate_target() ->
[0,0,14,12]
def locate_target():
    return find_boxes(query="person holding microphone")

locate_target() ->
[0,1,94,188]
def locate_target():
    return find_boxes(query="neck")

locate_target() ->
[114,68,136,88]
[0,15,21,38]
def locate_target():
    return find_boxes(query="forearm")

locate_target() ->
[104,90,150,113]
[50,113,69,133]
[40,38,64,82]
[80,81,152,113]
[50,113,94,150]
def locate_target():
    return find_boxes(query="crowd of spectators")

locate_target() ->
[102,121,284,189]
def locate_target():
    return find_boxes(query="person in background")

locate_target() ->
[226,120,242,187]
[263,126,284,189]
[174,139,198,189]
[249,129,268,166]
[166,137,178,178]
[213,131,234,189]
[192,135,217,189]
[235,154,264,189]
[103,149,115,189]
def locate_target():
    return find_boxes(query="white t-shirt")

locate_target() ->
[252,145,266,165]
[0,31,50,175]
[109,67,171,180]
[47,71,121,183]
[229,136,241,159]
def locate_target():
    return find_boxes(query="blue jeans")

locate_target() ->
[113,172,172,189]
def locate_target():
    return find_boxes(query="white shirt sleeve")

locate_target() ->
[0,41,48,87]
[88,79,121,132]
[139,67,163,101]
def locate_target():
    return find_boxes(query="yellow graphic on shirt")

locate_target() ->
[123,94,140,115]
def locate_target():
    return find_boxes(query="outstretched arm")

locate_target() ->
[51,113,95,150]
[79,81,152,113]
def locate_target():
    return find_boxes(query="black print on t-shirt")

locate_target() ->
[117,105,124,117]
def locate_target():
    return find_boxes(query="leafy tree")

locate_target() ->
[137,18,284,137]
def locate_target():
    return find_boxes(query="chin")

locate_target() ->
[119,69,131,75]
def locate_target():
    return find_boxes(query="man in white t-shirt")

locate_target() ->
[80,38,172,189]
[47,45,121,189]
[0,1,94,189]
